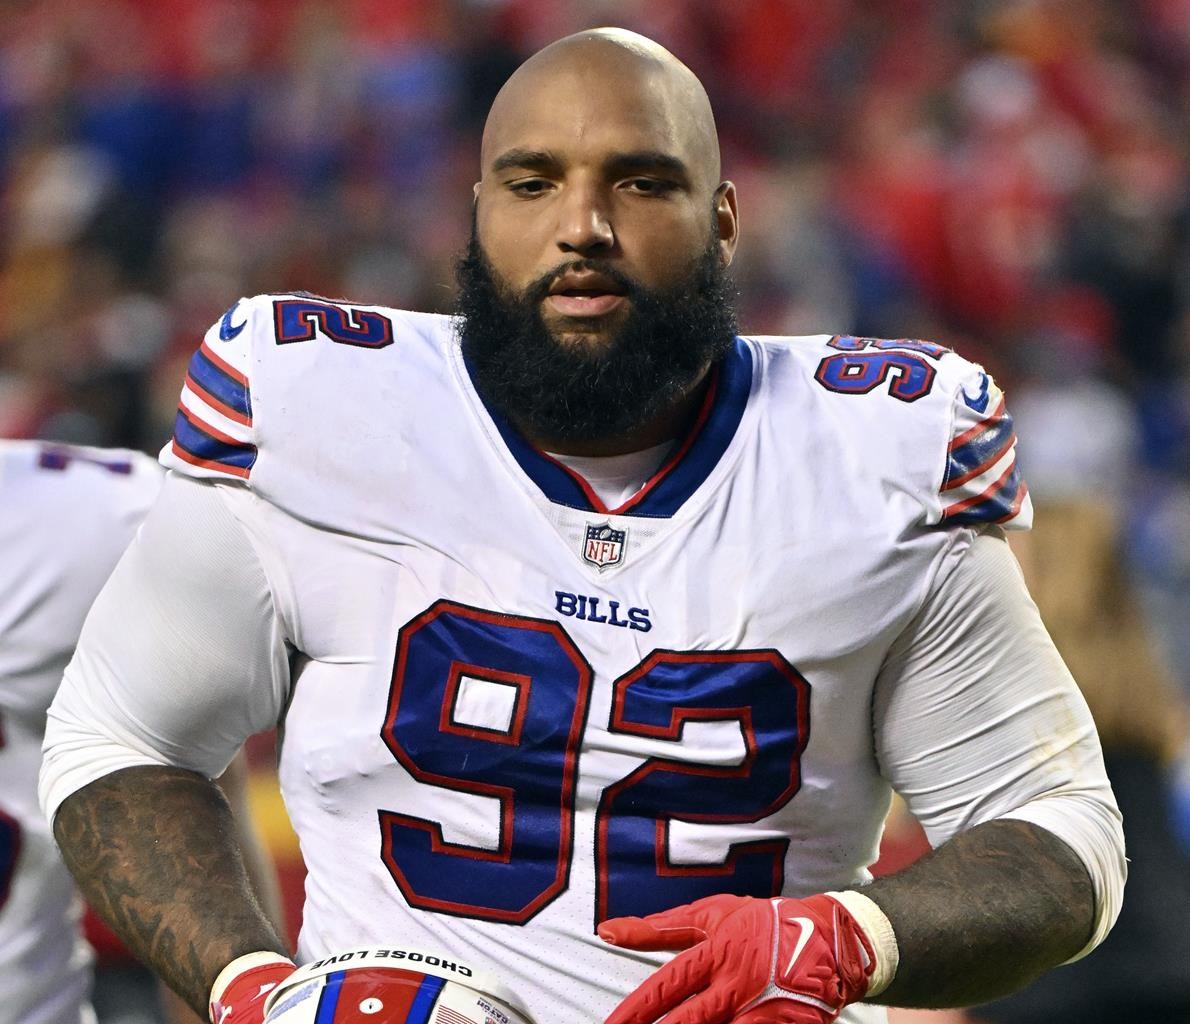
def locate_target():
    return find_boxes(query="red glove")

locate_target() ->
[209,952,297,1024]
[599,893,893,1024]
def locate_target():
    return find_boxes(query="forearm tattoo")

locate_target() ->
[53,766,288,1017]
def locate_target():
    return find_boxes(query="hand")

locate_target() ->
[209,952,297,1024]
[598,893,878,1024]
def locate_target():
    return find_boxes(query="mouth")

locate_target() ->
[545,292,626,317]
[544,271,628,319]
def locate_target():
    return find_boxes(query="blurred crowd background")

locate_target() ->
[3,0,1190,1020]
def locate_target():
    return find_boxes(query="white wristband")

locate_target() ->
[209,951,297,1010]
[825,890,899,998]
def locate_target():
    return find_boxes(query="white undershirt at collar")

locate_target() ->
[546,440,677,509]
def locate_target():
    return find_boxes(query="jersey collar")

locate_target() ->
[464,339,753,518]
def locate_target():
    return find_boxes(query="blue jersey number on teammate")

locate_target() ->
[36,447,133,474]
[380,603,809,926]
[0,720,20,910]
[0,808,19,911]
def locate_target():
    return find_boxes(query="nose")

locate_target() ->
[555,182,615,255]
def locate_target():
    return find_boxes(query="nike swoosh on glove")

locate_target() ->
[209,951,297,1024]
[599,893,886,1024]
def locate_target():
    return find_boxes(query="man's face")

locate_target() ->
[462,54,740,445]
[473,57,735,350]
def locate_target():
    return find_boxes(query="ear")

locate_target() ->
[473,181,481,202]
[714,182,739,265]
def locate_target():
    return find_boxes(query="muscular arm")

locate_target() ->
[157,752,288,1024]
[869,528,1123,1005]
[54,765,288,1018]
[865,818,1093,1006]
[39,476,295,1017]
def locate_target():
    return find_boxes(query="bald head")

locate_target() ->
[468,25,740,398]
[481,28,722,189]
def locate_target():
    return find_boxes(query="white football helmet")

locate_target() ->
[262,946,535,1024]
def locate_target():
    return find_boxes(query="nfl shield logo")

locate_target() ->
[583,522,627,570]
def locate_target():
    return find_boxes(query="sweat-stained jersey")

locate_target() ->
[0,441,161,1024]
[42,294,1120,1024]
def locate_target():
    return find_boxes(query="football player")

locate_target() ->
[0,439,280,1024]
[41,28,1124,1024]
[0,440,161,1024]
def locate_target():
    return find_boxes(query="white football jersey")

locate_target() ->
[43,295,1122,1024]
[0,441,161,1024]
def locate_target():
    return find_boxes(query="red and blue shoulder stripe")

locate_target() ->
[940,394,1029,525]
[170,338,257,479]
[184,341,252,424]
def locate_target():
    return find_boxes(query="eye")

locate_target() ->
[623,178,677,196]
[508,178,553,197]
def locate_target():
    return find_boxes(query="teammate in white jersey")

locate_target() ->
[42,28,1124,1024]
[0,440,161,1024]
[1,441,281,1024]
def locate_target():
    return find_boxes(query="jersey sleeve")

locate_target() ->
[928,362,1032,530]
[39,472,291,822]
[161,297,259,482]
[874,529,1125,959]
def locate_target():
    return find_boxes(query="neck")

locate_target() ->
[514,365,714,457]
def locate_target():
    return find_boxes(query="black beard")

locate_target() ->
[454,230,738,446]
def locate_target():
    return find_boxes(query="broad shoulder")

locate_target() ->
[747,332,983,402]
[233,292,453,363]
[163,293,458,483]
[744,333,1030,528]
